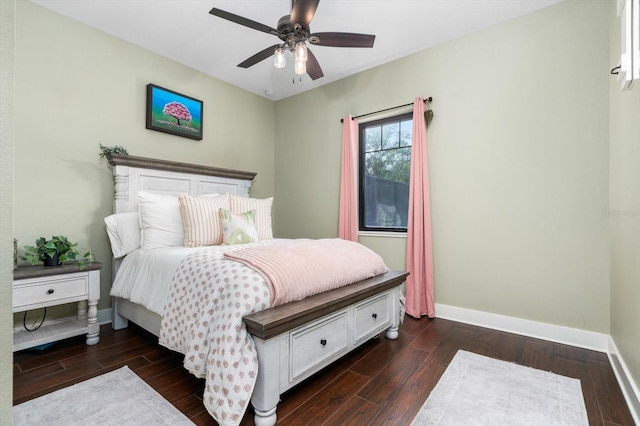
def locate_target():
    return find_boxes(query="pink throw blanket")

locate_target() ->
[224,238,387,305]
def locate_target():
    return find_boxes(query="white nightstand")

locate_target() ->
[12,262,102,352]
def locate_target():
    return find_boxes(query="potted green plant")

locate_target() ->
[99,143,128,158]
[22,235,92,269]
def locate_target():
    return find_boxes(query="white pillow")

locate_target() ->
[178,193,230,247]
[228,194,273,240]
[104,212,141,258]
[137,191,184,251]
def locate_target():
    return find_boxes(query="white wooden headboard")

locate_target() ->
[107,154,256,214]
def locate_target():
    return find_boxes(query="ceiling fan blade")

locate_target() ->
[290,0,319,29]
[309,32,375,48]
[209,8,279,35]
[238,44,281,68]
[306,48,324,80]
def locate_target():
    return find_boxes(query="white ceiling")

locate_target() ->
[32,0,563,101]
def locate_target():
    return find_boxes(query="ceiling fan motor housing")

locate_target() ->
[277,15,293,35]
[277,15,310,48]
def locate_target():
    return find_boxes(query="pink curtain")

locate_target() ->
[338,115,359,242]
[405,98,435,318]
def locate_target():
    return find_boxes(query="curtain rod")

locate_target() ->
[340,96,432,123]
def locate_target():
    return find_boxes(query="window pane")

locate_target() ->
[400,119,413,147]
[381,122,399,149]
[364,126,381,152]
[365,149,411,182]
[363,148,410,229]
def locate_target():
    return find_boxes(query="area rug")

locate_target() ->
[13,366,194,425]
[411,350,588,426]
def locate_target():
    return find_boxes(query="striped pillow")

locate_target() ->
[228,194,273,240]
[178,193,230,247]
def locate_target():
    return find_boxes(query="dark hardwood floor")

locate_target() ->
[13,317,635,425]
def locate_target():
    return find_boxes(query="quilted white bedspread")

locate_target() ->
[110,246,199,315]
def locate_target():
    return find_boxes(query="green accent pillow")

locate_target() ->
[219,208,259,245]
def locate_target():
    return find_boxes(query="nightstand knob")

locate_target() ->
[372,313,378,319]
[47,289,54,295]
[320,339,327,346]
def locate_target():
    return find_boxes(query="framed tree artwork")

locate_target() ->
[146,84,203,140]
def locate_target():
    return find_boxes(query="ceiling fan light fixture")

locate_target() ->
[294,57,307,75]
[294,42,308,61]
[294,42,307,75]
[273,47,286,68]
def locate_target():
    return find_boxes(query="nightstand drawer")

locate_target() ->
[289,311,348,381]
[13,275,88,310]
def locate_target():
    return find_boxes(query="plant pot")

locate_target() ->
[43,253,61,267]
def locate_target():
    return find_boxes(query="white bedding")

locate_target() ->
[110,241,288,315]
[110,246,199,315]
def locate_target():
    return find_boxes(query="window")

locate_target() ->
[617,0,640,89]
[359,112,412,232]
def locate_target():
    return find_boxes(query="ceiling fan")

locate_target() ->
[209,0,376,81]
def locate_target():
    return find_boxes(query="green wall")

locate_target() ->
[13,0,276,315]
[274,0,611,333]
[609,0,640,395]
[1,0,15,419]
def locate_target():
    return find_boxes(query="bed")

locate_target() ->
[105,154,407,426]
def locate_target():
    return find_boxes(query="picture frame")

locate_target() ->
[146,83,203,140]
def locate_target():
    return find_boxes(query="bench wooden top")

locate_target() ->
[243,270,408,340]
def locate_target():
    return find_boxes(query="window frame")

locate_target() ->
[358,112,413,233]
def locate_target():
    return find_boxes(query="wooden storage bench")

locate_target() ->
[243,270,408,426]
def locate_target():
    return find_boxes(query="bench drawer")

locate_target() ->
[289,311,348,381]
[354,291,391,342]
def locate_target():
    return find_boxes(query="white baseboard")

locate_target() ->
[435,303,609,351]
[435,303,640,424]
[608,337,640,425]
[98,308,112,325]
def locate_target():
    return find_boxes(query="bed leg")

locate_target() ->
[111,298,129,330]
[253,406,277,426]
[385,286,402,340]
[251,337,280,426]
[385,326,399,340]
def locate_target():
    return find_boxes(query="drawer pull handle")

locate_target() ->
[47,289,55,295]
[320,339,327,346]
[372,313,378,319]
